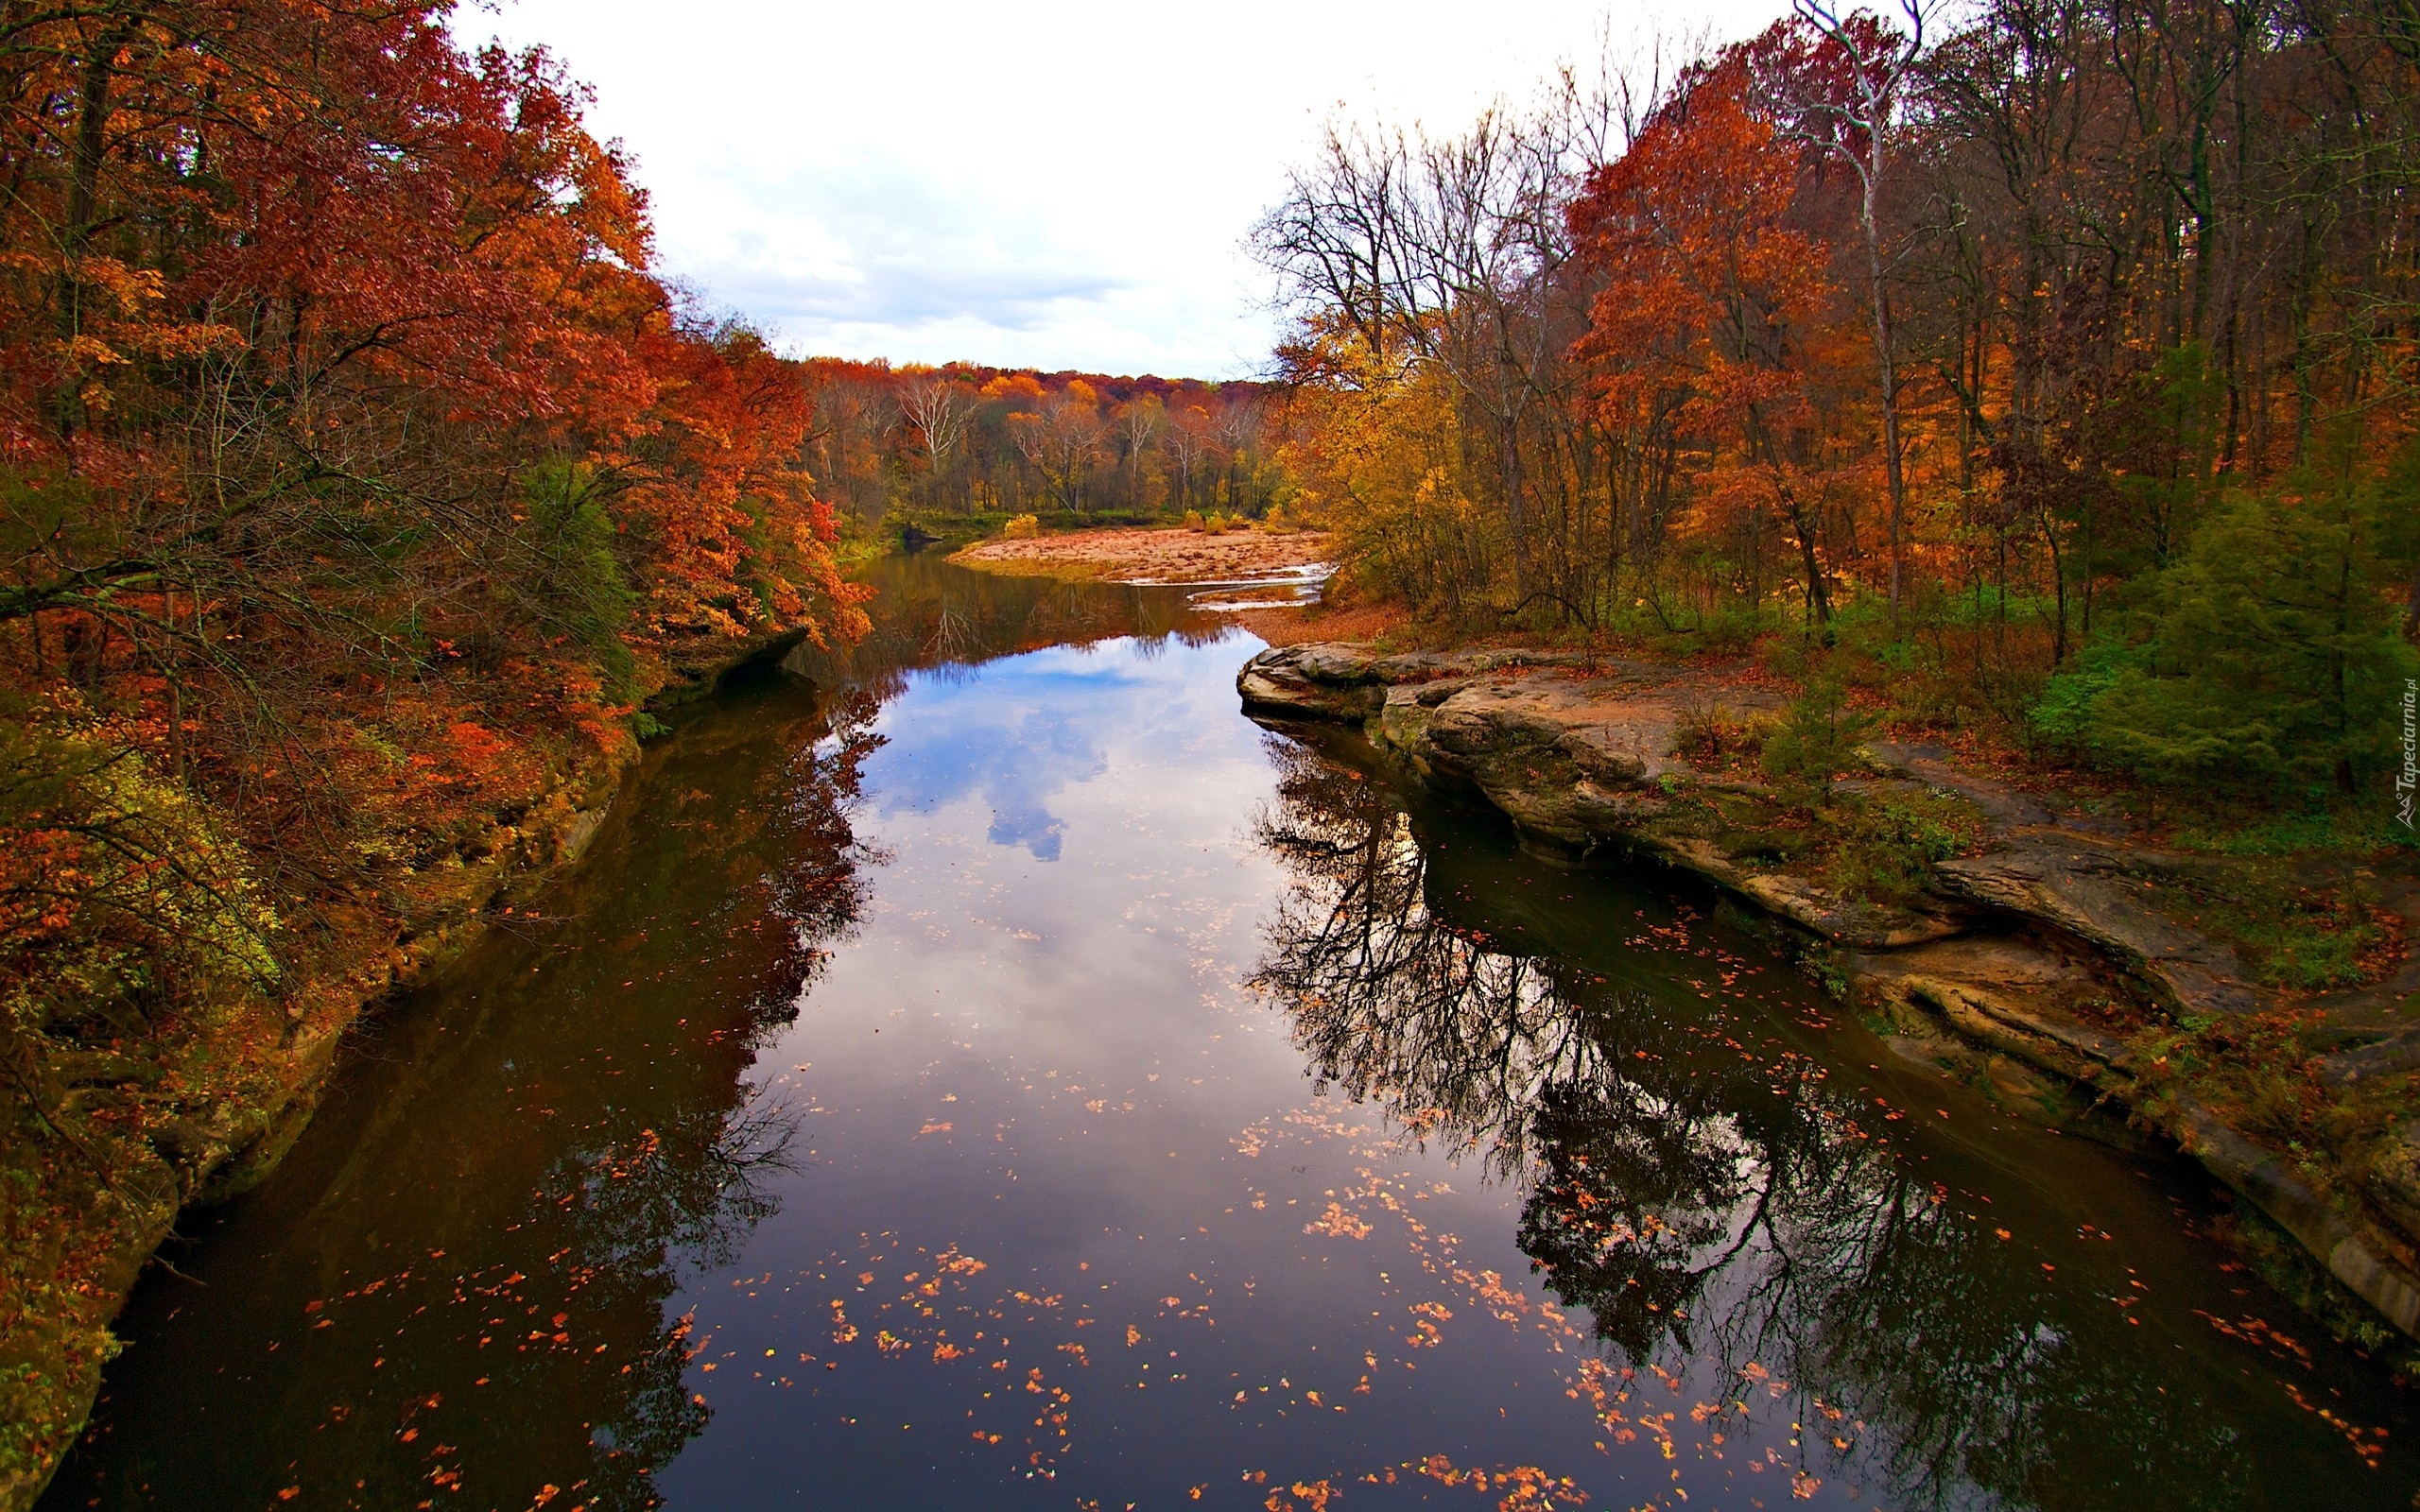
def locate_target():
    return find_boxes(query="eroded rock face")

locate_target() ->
[1936,842,2261,1018]
[1236,644,1383,719]
[1849,934,2135,1084]
[1419,679,1668,849]
[1236,644,1591,722]
[1243,644,1960,948]
[2364,1125,2420,1252]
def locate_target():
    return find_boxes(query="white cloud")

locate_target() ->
[453,0,1794,375]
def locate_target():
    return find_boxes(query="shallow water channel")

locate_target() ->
[45,556,2420,1511]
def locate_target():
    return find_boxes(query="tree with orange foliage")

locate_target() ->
[1570,58,1846,627]
[619,317,859,643]
[1750,3,1926,623]
[1008,381,1110,511]
[796,364,1279,520]
[1162,404,1220,514]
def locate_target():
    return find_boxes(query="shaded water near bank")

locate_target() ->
[43,555,2420,1510]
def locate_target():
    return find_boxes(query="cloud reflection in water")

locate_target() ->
[863,647,1195,862]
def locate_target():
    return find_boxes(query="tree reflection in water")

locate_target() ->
[1247,731,2335,1511]
[507,705,884,1509]
[790,548,1234,708]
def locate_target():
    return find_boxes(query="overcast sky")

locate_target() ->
[452,0,1796,378]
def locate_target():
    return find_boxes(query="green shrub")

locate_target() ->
[1760,675,1872,805]
[2033,477,2416,793]
[2169,806,2418,856]
[1822,793,1979,906]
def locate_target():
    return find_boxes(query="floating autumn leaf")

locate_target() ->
[1305,1203,1374,1241]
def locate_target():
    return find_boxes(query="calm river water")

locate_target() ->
[43,556,2420,1510]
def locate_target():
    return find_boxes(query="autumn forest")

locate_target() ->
[1264,0,2420,798]
[7,0,2420,1504]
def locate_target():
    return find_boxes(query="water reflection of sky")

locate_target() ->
[700,627,1644,1504]
[669,627,1463,1508]
[860,644,1207,860]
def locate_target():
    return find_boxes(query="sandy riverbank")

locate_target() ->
[953,525,1334,585]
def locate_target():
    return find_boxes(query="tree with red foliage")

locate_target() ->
[1569,58,1846,626]
[1748,3,1927,622]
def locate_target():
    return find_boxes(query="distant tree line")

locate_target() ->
[798,360,1288,522]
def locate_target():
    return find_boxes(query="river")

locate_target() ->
[42,555,2419,1510]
